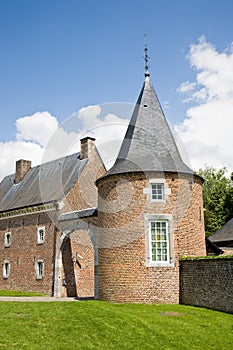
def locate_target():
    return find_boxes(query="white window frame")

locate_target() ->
[4,232,12,247]
[35,260,44,280]
[151,183,164,201]
[3,260,10,279]
[143,178,171,203]
[145,214,174,267]
[37,226,45,244]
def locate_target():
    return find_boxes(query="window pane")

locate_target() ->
[36,261,44,279]
[151,184,164,201]
[150,220,168,262]
[37,227,45,244]
[3,261,10,278]
[5,232,12,246]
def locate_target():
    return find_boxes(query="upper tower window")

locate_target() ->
[144,179,171,202]
[151,183,164,201]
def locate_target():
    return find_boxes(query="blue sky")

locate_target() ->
[1,0,233,178]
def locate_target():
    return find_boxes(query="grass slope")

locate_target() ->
[0,301,232,350]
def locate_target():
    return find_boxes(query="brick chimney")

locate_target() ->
[80,137,96,160]
[15,159,31,184]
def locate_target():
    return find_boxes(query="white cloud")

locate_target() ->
[163,101,170,109]
[0,111,60,180]
[0,105,130,181]
[176,81,196,94]
[176,36,233,172]
[0,141,43,180]
[67,104,130,168]
[77,105,102,130]
[16,111,59,147]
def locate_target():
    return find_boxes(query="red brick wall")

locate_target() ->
[96,171,206,303]
[61,229,94,298]
[0,211,57,295]
[62,145,106,213]
[0,144,105,297]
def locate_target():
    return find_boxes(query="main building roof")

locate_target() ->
[0,153,87,212]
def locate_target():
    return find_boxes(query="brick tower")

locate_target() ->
[95,46,206,303]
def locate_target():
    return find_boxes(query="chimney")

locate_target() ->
[80,137,96,160]
[15,159,31,184]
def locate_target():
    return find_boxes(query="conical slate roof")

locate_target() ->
[104,76,194,177]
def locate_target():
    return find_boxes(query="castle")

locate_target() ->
[0,53,206,303]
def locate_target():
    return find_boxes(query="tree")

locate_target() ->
[197,166,233,237]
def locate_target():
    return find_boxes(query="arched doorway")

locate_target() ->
[54,222,98,299]
[61,229,95,298]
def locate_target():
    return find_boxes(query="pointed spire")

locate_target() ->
[96,43,194,182]
[101,76,193,178]
[144,34,150,78]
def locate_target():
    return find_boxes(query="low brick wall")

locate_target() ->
[180,258,233,314]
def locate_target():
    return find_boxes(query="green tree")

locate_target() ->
[197,166,233,237]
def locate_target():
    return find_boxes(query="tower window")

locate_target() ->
[143,178,171,202]
[145,214,173,267]
[151,183,164,201]
[150,221,168,262]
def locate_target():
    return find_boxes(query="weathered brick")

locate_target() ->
[96,171,206,303]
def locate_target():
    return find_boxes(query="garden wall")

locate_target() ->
[180,258,233,314]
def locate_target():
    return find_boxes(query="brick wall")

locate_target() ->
[63,143,106,213]
[0,140,105,297]
[96,171,206,303]
[180,258,233,313]
[61,229,94,298]
[0,211,57,295]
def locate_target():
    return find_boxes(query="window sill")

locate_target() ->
[146,262,174,268]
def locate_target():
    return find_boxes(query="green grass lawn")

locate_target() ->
[0,290,45,297]
[0,301,232,350]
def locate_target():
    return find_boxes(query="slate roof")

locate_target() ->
[59,207,98,222]
[0,153,87,212]
[209,218,233,243]
[205,237,223,255]
[103,76,194,178]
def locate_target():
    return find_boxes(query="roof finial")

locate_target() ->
[144,34,150,78]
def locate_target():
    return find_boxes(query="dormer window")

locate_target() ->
[4,232,12,247]
[37,226,45,244]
